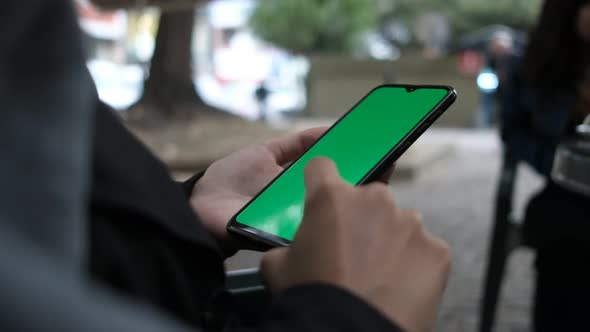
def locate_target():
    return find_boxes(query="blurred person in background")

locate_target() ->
[255,80,270,121]
[0,1,450,332]
[487,31,516,100]
[501,0,590,330]
[477,31,516,128]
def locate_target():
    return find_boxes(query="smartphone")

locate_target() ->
[227,84,456,247]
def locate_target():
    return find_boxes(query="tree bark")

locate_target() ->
[129,9,209,123]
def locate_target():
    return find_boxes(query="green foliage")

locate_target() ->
[388,0,542,36]
[447,0,542,34]
[249,0,379,54]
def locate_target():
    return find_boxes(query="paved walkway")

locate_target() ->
[226,128,546,332]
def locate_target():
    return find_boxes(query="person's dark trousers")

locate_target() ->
[524,182,590,332]
[534,242,590,332]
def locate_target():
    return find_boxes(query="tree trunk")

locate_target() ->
[129,9,210,123]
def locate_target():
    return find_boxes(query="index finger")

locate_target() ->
[265,127,328,166]
[303,157,343,195]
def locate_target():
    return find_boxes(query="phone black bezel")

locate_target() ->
[227,84,457,248]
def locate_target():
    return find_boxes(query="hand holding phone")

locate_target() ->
[261,157,451,332]
[228,84,456,247]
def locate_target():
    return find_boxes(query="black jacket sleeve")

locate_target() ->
[253,285,404,332]
[180,171,206,197]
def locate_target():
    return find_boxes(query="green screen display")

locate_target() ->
[236,86,450,241]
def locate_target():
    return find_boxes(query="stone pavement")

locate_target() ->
[226,128,546,332]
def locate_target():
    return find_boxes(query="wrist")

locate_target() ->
[190,195,239,259]
[180,171,206,197]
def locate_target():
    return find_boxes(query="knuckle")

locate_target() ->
[426,233,451,270]
[407,210,423,223]
[365,182,389,194]
[434,237,451,261]
[402,210,424,230]
[364,183,394,203]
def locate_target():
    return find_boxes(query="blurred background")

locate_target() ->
[79,0,547,331]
